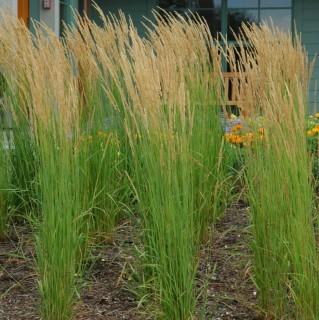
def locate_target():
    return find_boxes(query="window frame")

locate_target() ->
[156,0,295,40]
[227,1,293,45]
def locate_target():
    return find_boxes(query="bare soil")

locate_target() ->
[0,202,260,319]
[200,201,261,319]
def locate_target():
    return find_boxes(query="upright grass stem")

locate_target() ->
[0,17,39,217]
[228,24,319,319]
[0,133,9,238]
[30,31,86,320]
[0,20,87,319]
[101,12,226,319]
[0,73,10,237]
[36,123,81,320]
[65,14,131,239]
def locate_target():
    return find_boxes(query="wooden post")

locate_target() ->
[83,0,88,13]
[82,0,91,17]
[18,0,30,26]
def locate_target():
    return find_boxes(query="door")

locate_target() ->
[18,0,29,26]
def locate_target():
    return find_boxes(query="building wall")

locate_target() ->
[295,0,319,112]
[90,0,157,35]
[0,0,17,16]
[88,0,319,112]
[40,0,60,35]
[4,1,316,111]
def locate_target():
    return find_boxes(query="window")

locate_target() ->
[158,0,292,40]
[228,9,258,39]
[158,0,190,14]
[158,0,222,37]
[194,1,222,38]
[228,0,292,40]
[260,0,291,7]
[228,0,258,8]
[260,9,291,32]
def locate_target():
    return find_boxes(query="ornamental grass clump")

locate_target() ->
[21,27,85,320]
[0,131,9,238]
[64,10,131,239]
[0,74,9,238]
[32,29,85,320]
[0,16,39,216]
[147,11,226,236]
[228,24,319,319]
[0,17,88,319]
[101,11,225,319]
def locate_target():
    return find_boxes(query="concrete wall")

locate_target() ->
[0,0,17,16]
[295,0,319,112]
[39,0,60,35]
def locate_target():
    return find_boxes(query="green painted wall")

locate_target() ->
[29,0,40,33]
[90,0,157,35]
[294,0,319,112]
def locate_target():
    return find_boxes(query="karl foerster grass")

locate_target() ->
[0,131,9,238]
[101,11,226,319]
[0,16,39,216]
[0,19,87,319]
[227,24,319,319]
[65,13,131,239]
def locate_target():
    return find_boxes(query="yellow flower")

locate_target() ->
[307,129,316,137]
[309,126,319,135]
[315,113,319,119]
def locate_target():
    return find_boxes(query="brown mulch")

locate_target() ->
[74,221,142,320]
[0,229,39,320]
[199,201,261,319]
[0,202,260,319]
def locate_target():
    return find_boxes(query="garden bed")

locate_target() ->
[0,202,260,320]
[0,9,315,320]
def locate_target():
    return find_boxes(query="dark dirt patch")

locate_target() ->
[199,201,261,319]
[0,228,39,320]
[0,222,142,320]
[0,203,260,319]
[74,221,142,320]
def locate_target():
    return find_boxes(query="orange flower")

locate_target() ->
[225,133,248,146]
[231,135,243,144]
[258,128,265,136]
[231,124,242,132]
[225,133,232,142]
